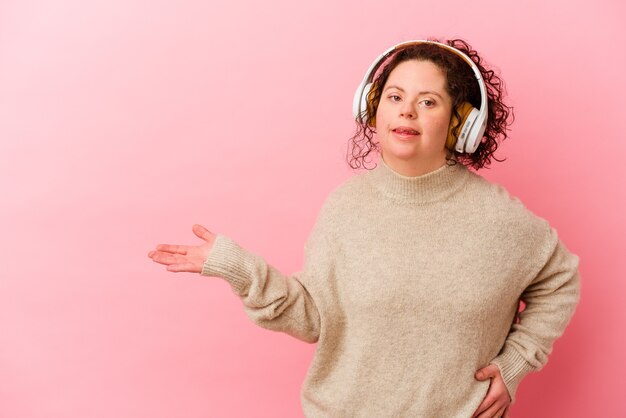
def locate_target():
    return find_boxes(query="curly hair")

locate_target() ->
[346,38,514,171]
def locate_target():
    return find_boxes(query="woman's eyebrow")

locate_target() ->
[383,85,443,99]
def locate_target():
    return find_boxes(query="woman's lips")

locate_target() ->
[392,129,420,140]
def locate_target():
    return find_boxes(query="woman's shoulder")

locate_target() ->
[466,169,551,233]
[323,169,370,204]
[311,170,371,227]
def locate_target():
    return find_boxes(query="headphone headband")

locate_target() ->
[352,40,489,154]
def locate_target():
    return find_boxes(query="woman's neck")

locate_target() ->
[380,151,452,177]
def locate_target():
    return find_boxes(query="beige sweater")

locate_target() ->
[200,155,581,417]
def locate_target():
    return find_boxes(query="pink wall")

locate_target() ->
[1,0,624,416]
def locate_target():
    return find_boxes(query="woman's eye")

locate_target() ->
[421,99,435,107]
[389,95,401,102]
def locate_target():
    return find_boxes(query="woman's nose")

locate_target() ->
[399,103,416,119]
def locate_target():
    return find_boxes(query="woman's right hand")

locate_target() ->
[148,224,217,274]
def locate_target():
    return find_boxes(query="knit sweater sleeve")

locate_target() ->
[489,223,582,404]
[198,213,334,344]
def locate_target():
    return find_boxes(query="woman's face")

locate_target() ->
[374,59,454,176]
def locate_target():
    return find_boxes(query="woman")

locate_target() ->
[148,39,581,417]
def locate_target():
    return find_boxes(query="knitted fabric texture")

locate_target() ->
[200,156,581,417]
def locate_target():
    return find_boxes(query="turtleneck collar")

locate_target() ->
[365,154,471,204]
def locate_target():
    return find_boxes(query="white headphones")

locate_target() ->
[352,40,488,154]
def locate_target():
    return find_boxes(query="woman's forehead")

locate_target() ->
[386,60,448,92]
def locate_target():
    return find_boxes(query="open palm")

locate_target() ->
[148,224,216,273]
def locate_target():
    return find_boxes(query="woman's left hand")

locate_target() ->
[471,363,511,418]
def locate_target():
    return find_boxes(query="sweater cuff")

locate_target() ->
[200,234,257,295]
[489,344,537,404]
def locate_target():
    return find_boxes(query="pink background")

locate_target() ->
[1,0,624,417]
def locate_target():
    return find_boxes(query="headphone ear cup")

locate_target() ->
[361,83,374,126]
[446,102,477,151]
